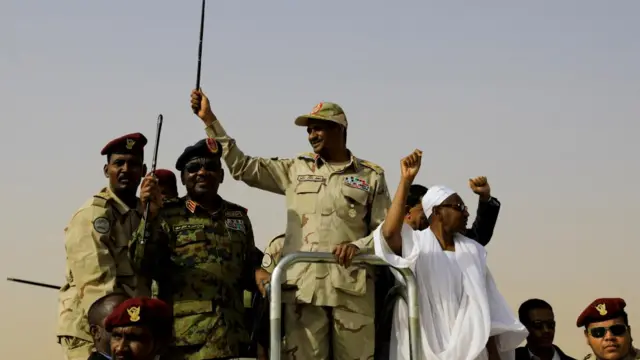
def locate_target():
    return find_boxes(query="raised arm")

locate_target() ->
[381,150,423,255]
[191,89,294,195]
[464,177,501,246]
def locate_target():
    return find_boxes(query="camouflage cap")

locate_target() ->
[294,102,348,128]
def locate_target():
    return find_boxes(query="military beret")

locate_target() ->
[101,132,148,156]
[152,169,177,189]
[105,297,172,339]
[576,298,627,327]
[295,102,348,129]
[175,138,222,171]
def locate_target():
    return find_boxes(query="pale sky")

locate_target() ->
[2,1,639,358]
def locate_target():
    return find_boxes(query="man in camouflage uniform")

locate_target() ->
[190,89,392,360]
[576,298,640,360]
[57,133,151,360]
[131,138,266,360]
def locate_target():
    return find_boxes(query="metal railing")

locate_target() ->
[269,252,420,360]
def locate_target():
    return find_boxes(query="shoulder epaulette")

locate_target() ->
[91,189,112,208]
[583,354,592,360]
[358,159,384,174]
[297,152,316,160]
[268,233,285,247]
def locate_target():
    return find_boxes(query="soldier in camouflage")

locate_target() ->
[131,138,266,360]
[57,133,151,360]
[191,89,392,360]
[576,298,639,360]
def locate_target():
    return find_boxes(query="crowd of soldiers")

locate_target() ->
[55,88,639,360]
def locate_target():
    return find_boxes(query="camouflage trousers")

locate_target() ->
[59,336,93,360]
[282,303,374,360]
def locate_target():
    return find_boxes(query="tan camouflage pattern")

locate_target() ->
[57,186,149,350]
[131,196,258,360]
[261,233,285,273]
[59,336,93,360]
[205,120,388,359]
[583,347,640,360]
[282,303,374,360]
[205,121,390,312]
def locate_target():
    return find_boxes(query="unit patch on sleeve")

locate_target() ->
[343,176,371,192]
[93,217,111,234]
[225,219,246,233]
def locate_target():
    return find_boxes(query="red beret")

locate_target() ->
[101,132,148,156]
[105,297,172,339]
[576,298,627,327]
[151,169,178,194]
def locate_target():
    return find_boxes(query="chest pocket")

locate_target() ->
[294,181,322,214]
[105,214,136,278]
[172,224,210,266]
[336,185,370,222]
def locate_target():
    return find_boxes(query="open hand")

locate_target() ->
[333,243,359,268]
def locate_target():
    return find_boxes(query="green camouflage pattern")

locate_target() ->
[131,196,260,359]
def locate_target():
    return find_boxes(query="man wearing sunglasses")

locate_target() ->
[131,138,266,360]
[515,298,576,360]
[577,298,639,360]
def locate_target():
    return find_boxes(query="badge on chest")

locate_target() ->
[344,176,371,192]
[225,218,246,233]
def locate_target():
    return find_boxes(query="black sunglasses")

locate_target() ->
[184,160,220,174]
[438,203,468,212]
[588,324,628,338]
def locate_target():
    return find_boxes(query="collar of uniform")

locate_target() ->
[527,346,559,360]
[300,149,360,171]
[185,196,226,215]
[106,186,143,216]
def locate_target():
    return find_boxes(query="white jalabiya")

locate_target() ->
[373,185,527,360]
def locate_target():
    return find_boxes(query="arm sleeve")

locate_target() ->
[242,216,263,292]
[464,197,501,246]
[65,208,118,312]
[351,173,392,251]
[130,217,172,282]
[205,121,295,195]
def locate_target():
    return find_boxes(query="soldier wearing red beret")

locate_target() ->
[57,132,154,360]
[105,297,172,360]
[151,169,178,202]
[577,298,639,360]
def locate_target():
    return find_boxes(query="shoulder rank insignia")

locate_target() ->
[358,159,384,174]
[125,138,135,150]
[127,306,141,322]
[583,354,592,360]
[297,152,317,160]
[595,303,607,316]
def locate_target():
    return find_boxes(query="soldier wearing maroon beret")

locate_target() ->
[577,298,639,360]
[57,132,152,360]
[105,297,172,360]
[151,169,179,202]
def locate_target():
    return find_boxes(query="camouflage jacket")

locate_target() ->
[131,196,262,359]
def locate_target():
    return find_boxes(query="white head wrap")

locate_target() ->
[421,185,457,218]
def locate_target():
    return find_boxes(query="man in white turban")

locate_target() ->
[373,149,528,360]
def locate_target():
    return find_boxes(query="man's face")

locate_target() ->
[90,324,112,355]
[158,184,177,201]
[307,120,343,154]
[110,326,157,360]
[585,317,632,360]
[434,194,469,232]
[525,308,556,348]
[104,154,144,194]
[406,203,429,230]
[182,157,223,198]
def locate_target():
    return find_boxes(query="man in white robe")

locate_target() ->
[373,149,528,360]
